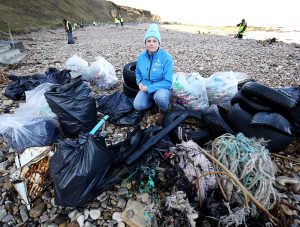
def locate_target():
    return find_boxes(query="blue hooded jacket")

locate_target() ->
[136,48,174,93]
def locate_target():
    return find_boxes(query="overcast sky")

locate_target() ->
[110,0,300,27]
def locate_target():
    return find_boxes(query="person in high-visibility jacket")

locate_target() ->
[63,19,75,44]
[120,17,124,27]
[115,16,120,27]
[236,19,247,39]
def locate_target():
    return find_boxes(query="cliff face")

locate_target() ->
[0,0,160,33]
[107,1,161,22]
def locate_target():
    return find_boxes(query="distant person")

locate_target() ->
[80,21,84,28]
[63,19,74,44]
[120,16,124,27]
[93,21,96,26]
[73,22,78,30]
[134,24,174,125]
[236,19,247,39]
[115,16,120,27]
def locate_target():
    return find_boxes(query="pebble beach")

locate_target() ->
[0,24,300,227]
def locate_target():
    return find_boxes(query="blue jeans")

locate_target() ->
[67,32,74,44]
[134,89,172,112]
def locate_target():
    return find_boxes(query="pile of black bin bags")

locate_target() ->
[4,68,71,101]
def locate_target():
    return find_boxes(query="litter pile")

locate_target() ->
[0,55,299,227]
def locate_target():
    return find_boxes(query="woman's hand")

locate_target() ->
[139,83,148,92]
[141,85,148,92]
[139,83,143,90]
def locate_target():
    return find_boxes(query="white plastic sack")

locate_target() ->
[0,115,60,152]
[88,56,118,89]
[205,72,246,105]
[15,83,56,119]
[64,55,89,79]
[172,72,209,110]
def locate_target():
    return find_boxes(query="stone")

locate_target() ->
[3,100,13,106]
[97,192,107,201]
[117,188,128,196]
[116,198,126,209]
[68,209,78,220]
[0,161,9,173]
[51,197,56,207]
[83,221,95,227]
[59,221,67,227]
[112,212,122,223]
[0,205,7,220]
[101,201,108,209]
[7,153,15,163]
[110,199,117,206]
[293,194,300,202]
[49,214,67,224]
[40,213,50,223]
[29,202,46,218]
[66,223,80,227]
[121,200,146,227]
[77,215,85,227]
[89,209,101,220]
[84,209,89,220]
[117,222,125,227]
[141,193,150,203]
[19,205,29,222]
[47,224,58,227]
[1,214,13,222]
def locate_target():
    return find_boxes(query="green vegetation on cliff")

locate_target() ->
[0,0,160,33]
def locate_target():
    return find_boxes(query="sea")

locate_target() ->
[160,24,300,44]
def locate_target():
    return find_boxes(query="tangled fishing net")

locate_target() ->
[169,141,216,202]
[212,133,277,216]
[165,191,199,227]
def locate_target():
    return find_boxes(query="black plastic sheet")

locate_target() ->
[96,92,141,126]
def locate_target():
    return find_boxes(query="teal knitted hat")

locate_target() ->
[144,24,161,43]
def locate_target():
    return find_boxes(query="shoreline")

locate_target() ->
[161,24,300,44]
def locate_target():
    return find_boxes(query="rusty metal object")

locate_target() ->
[10,145,56,210]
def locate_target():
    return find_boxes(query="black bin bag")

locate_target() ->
[45,78,97,136]
[50,136,113,207]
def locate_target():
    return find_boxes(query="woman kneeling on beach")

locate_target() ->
[134,24,174,125]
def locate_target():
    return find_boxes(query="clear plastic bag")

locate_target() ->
[88,56,118,89]
[15,83,56,119]
[205,72,246,106]
[64,55,89,79]
[0,115,60,152]
[172,72,209,110]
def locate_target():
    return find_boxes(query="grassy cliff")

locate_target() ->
[0,0,160,33]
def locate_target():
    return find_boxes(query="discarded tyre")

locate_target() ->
[231,91,273,114]
[228,103,292,152]
[123,82,139,98]
[241,82,297,110]
[123,61,138,89]
[251,112,292,135]
[163,110,212,145]
[202,105,235,136]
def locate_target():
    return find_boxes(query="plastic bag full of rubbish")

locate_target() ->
[205,71,247,106]
[14,82,56,119]
[64,55,89,79]
[172,72,209,110]
[87,56,118,89]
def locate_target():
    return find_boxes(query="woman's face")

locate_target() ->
[146,37,159,53]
